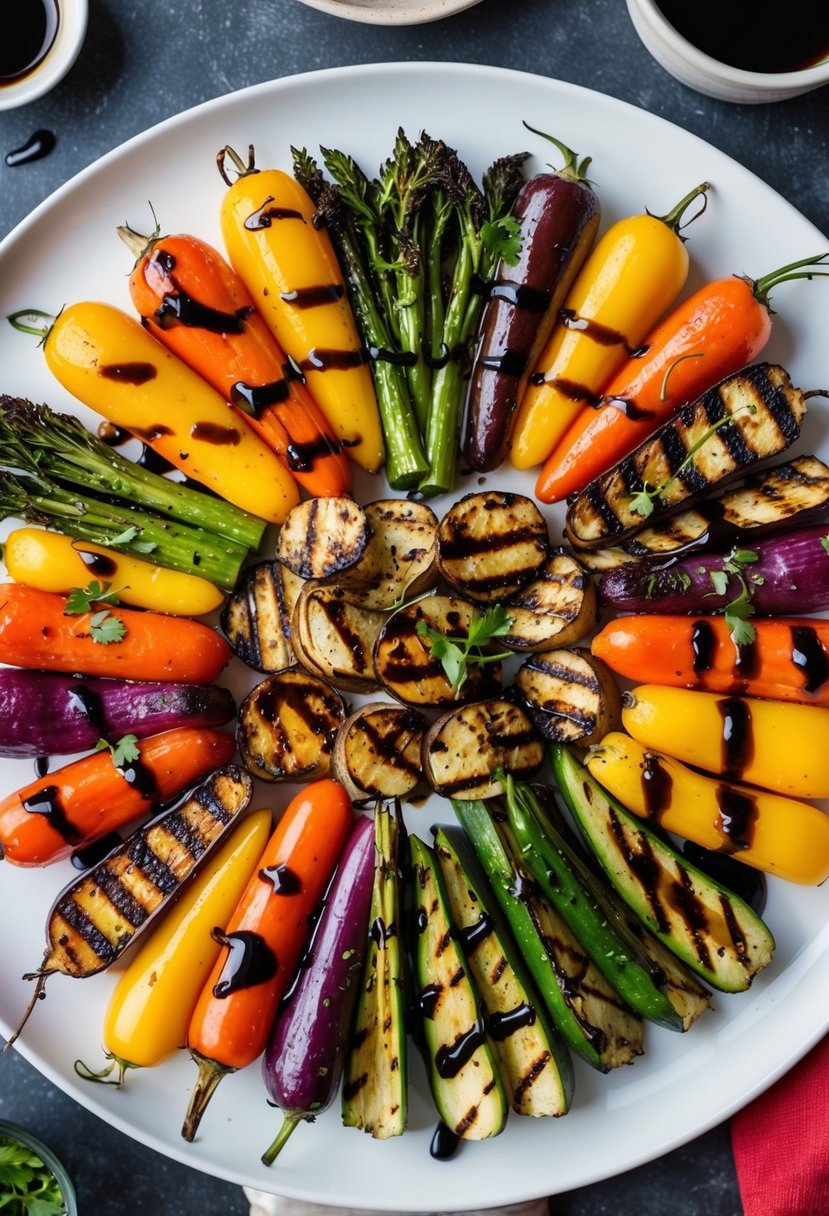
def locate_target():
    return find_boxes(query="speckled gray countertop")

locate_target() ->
[1,2,827,1213]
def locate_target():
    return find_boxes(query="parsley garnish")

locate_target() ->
[95,734,140,768]
[416,604,513,696]
[88,610,127,646]
[481,215,523,266]
[0,1134,67,1215]
[821,535,829,555]
[708,548,761,645]
[64,580,123,614]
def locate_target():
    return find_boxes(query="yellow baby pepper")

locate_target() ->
[43,301,300,524]
[508,183,710,470]
[586,732,829,886]
[87,808,272,1081]
[4,528,224,618]
[622,684,829,800]
[218,149,384,474]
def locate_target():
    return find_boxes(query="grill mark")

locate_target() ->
[54,900,117,964]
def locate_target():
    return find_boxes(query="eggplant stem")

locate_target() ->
[181,1052,234,1142]
[2,971,49,1052]
[261,1111,303,1165]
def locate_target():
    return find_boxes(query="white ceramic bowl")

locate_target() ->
[295,0,482,25]
[0,0,88,111]
[626,0,829,103]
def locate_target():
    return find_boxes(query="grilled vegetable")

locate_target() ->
[502,774,682,1030]
[451,797,644,1070]
[342,799,408,1139]
[3,527,225,618]
[76,808,272,1084]
[217,146,384,474]
[119,222,352,498]
[622,684,829,798]
[465,129,601,472]
[0,670,235,759]
[332,704,427,802]
[509,182,710,470]
[515,647,621,746]
[598,523,829,618]
[374,595,503,708]
[261,813,375,1164]
[220,560,297,674]
[500,549,597,652]
[575,454,829,570]
[423,699,544,800]
[565,363,808,551]
[587,732,829,885]
[0,726,235,867]
[236,670,347,783]
[436,491,549,604]
[408,832,508,1141]
[6,764,253,1048]
[36,301,300,523]
[182,778,355,1142]
[535,253,829,503]
[551,744,774,991]
[433,825,574,1117]
[592,613,829,705]
[291,583,384,693]
[0,584,231,685]
[276,495,369,581]
[336,498,439,611]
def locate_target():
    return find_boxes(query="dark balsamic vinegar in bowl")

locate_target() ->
[0,0,60,85]
[654,0,829,73]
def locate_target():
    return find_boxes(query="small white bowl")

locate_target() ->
[295,0,482,25]
[626,0,829,103]
[0,0,88,112]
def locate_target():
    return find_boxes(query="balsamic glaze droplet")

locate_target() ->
[5,129,56,167]
[430,1121,460,1160]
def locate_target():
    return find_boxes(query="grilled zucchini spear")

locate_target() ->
[342,799,408,1139]
[6,765,253,1048]
[433,825,573,1118]
[566,363,809,551]
[551,745,775,992]
[407,833,508,1142]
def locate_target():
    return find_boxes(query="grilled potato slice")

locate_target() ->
[291,582,384,693]
[423,699,543,800]
[337,499,440,610]
[220,560,297,673]
[374,595,503,708]
[237,669,346,783]
[276,495,370,579]
[437,490,550,603]
[501,548,597,652]
[566,363,808,551]
[515,648,621,746]
[332,703,428,801]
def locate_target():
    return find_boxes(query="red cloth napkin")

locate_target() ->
[731,1030,829,1215]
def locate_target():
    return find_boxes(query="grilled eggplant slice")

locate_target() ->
[8,765,253,1046]
[423,699,544,800]
[237,669,346,783]
[374,595,503,709]
[276,496,370,580]
[220,560,296,673]
[577,454,829,571]
[434,825,574,1118]
[452,798,644,1071]
[515,648,621,746]
[437,491,550,603]
[501,549,597,652]
[342,799,408,1139]
[551,744,775,992]
[337,499,440,610]
[566,363,808,551]
[291,582,384,693]
[408,833,508,1141]
[332,703,427,801]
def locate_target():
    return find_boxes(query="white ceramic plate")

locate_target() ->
[1,61,828,1212]
[293,0,482,26]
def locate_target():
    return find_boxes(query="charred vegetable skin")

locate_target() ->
[465,128,600,472]
[261,814,375,1164]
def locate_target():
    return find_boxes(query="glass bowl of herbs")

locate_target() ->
[0,1121,77,1216]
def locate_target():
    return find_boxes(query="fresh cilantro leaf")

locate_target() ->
[709,569,730,597]
[416,606,514,696]
[481,215,522,266]
[0,1136,66,1216]
[106,525,140,546]
[95,734,140,768]
[89,609,127,645]
[724,581,756,645]
[627,489,655,518]
[821,534,829,555]
[132,540,158,555]
[64,580,123,615]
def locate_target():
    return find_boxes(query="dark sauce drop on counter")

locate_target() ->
[654,0,829,72]
[1,0,59,84]
[5,129,56,167]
